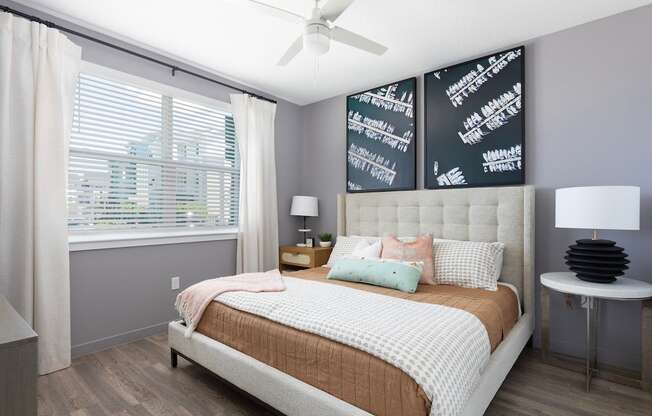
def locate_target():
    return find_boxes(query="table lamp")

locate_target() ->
[555,186,640,283]
[290,196,318,246]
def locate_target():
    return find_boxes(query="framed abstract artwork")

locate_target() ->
[346,77,416,193]
[424,46,524,189]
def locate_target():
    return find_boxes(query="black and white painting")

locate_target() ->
[347,77,416,193]
[424,46,524,189]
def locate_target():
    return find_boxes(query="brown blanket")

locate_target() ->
[196,267,519,416]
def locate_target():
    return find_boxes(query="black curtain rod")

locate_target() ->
[0,5,277,104]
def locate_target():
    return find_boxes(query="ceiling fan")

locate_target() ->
[240,0,388,65]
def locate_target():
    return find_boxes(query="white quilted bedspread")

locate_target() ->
[215,277,490,416]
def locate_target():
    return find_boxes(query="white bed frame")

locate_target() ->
[169,185,535,416]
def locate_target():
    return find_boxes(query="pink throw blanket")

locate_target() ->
[175,269,285,337]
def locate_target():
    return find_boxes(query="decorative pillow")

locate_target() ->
[434,238,505,282]
[432,238,505,282]
[431,240,505,290]
[327,258,423,293]
[327,236,380,266]
[350,235,382,244]
[381,235,435,285]
[349,239,382,259]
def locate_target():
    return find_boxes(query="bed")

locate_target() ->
[168,185,535,416]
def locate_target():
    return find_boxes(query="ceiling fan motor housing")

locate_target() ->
[303,20,331,56]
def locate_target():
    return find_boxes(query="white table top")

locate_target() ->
[541,272,652,300]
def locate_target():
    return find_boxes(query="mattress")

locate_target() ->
[195,267,519,416]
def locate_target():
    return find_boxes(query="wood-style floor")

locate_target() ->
[38,333,652,416]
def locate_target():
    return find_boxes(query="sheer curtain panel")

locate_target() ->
[0,12,81,374]
[230,94,279,273]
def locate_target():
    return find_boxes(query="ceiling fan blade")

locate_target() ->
[331,26,387,55]
[237,0,304,24]
[277,36,304,66]
[320,0,355,23]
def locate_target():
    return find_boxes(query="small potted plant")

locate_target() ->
[318,232,332,248]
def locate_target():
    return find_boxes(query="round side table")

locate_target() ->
[540,272,652,392]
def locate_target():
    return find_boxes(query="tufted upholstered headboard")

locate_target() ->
[337,185,535,315]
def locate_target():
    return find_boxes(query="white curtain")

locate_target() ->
[0,12,81,374]
[230,94,279,273]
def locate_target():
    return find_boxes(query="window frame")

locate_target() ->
[68,62,239,251]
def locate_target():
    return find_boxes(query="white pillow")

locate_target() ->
[327,236,376,266]
[350,235,382,244]
[349,239,382,259]
[431,239,505,291]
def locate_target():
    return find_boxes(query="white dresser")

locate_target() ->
[0,294,38,416]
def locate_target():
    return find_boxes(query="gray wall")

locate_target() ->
[70,241,237,356]
[300,5,652,371]
[0,1,303,355]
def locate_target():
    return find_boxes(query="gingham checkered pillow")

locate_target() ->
[432,240,505,291]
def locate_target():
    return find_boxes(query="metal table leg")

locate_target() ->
[541,285,550,361]
[586,296,599,392]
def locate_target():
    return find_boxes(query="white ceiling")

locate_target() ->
[15,0,652,105]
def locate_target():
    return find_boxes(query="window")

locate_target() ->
[67,64,239,242]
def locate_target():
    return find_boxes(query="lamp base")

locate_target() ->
[565,239,630,284]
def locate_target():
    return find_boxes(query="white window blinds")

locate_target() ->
[68,72,239,233]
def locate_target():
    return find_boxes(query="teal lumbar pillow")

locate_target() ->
[327,258,423,293]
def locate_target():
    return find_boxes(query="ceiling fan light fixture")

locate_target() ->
[303,23,330,56]
[244,0,386,65]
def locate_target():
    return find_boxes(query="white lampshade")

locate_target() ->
[290,196,318,217]
[555,186,640,230]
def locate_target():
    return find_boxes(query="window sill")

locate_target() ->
[69,228,238,252]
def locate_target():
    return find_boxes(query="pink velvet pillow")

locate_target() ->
[381,235,434,284]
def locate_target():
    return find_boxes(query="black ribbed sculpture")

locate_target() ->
[564,239,630,283]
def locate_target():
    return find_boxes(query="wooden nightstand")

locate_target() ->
[279,245,332,272]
